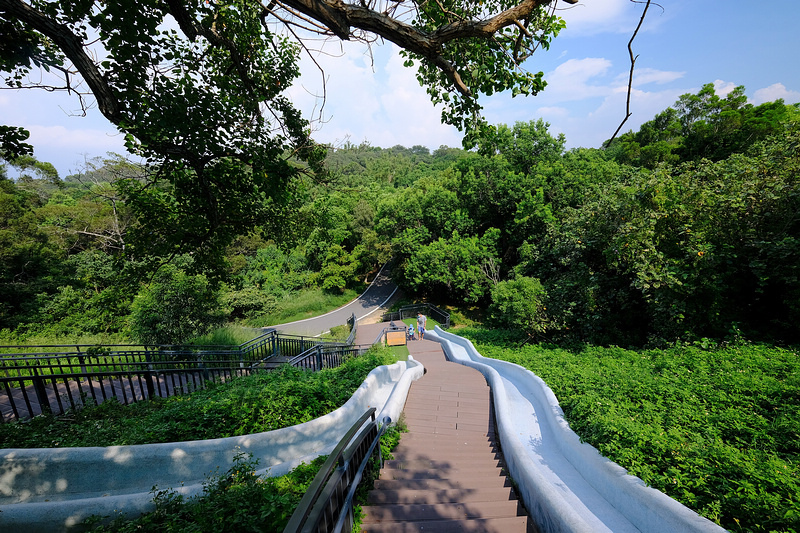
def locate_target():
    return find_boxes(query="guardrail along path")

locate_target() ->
[361,338,536,532]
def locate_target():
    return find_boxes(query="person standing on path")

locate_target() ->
[417,312,427,340]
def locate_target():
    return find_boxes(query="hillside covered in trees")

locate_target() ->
[1,84,799,347]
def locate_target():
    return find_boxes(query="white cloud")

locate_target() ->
[557,0,669,37]
[557,0,632,35]
[22,124,128,176]
[541,58,614,102]
[27,124,125,151]
[712,79,739,97]
[376,48,462,148]
[482,51,696,149]
[631,67,685,87]
[552,85,677,147]
[753,83,800,105]
[290,43,462,150]
[537,106,571,119]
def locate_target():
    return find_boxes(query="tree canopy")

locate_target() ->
[605,83,800,167]
[0,0,577,264]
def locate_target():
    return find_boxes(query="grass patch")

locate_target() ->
[386,344,409,359]
[461,327,800,533]
[188,326,262,347]
[247,287,362,327]
[0,331,130,349]
[323,323,351,342]
[0,347,398,449]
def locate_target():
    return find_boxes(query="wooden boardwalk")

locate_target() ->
[360,334,537,532]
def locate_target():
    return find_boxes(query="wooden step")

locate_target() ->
[362,500,525,523]
[382,458,505,471]
[379,467,507,481]
[367,486,518,505]
[361,516,535,532]
[372,475,513,491]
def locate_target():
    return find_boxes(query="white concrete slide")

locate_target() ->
[429,327,727,533]
[0,358,424,532]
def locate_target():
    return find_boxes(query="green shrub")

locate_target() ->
[86,453,322,533]
[488,276,549,337]
[461,328,800,533]
[129,263,226,345]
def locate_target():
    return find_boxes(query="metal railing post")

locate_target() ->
[144,370,156,399]
[31,366,51,415]
[76,345,89,375]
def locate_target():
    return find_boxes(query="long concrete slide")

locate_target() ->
[0,359,424,532]
[429,327,727,533]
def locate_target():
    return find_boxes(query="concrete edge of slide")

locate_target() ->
[430,327,726,533]
[0,358,424,532]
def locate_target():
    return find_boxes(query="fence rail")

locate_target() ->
[381,303,451,329]
[289,345,372,372]
[1,314,360,423]
[283,407,388,533]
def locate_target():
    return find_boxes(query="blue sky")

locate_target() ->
[3,0,799,177]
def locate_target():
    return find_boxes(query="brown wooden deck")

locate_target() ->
[360,335,537,532]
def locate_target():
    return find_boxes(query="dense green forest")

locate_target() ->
[1,83,798,347]
[3,86,800,531]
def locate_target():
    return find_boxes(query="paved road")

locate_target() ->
[267,263,399,338]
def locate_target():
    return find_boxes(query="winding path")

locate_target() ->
[268,263,398,337]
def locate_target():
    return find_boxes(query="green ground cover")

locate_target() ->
[386,344,410,359]
[460,328,800,533]
[0,348,397,448]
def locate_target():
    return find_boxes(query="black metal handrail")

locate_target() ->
[283,407,389,533]
[370,321,408,345]
[288,344,372,372]
[381,303,451,329]
[0,317,364,422]
[345,313,358,345]
[0,331,277,361]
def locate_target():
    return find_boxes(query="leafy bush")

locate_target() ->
[526,125,800,344]
[488,276,549,337]
[220,286,278,320]
[86,418,408,532]
[86,453,322,533]
[403,229,500,303]
[461,328,800,532]
[188,326,260,347]
[129,262,227,345]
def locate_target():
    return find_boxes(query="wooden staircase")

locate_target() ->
[359,339,536,532]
